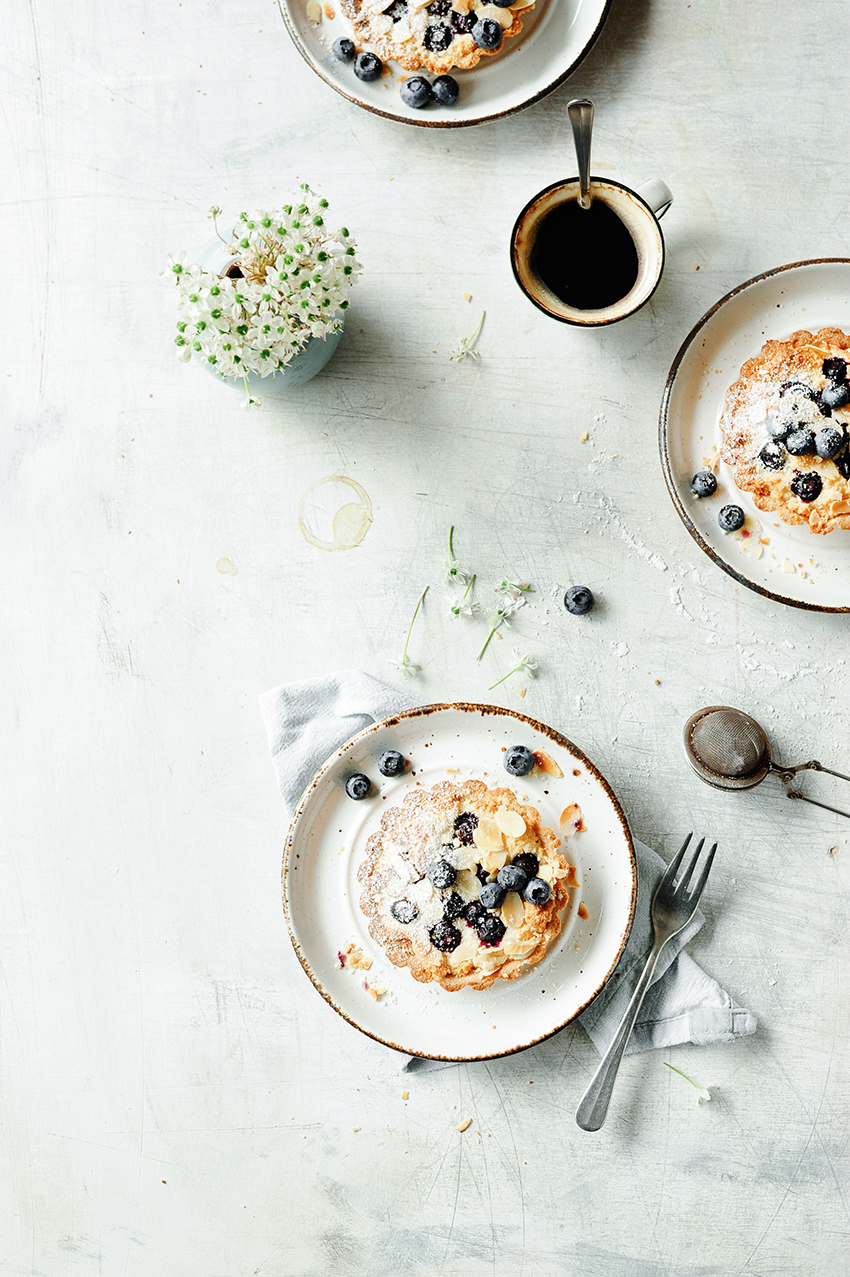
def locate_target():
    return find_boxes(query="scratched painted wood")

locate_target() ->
[2,0,849,1273]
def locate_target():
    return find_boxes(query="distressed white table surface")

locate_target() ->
[3,1,849,1273]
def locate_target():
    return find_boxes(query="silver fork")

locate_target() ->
[575,833,717,1132]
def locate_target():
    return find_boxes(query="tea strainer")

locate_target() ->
[684,706,850,819]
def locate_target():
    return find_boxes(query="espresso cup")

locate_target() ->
[510,176,673,326]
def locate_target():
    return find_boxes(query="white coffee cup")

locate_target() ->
[511,176,673,326]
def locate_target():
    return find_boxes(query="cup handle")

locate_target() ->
[636,178,673,219]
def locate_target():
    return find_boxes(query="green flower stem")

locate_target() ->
[664,1063,708,1094]
[476,611,505,662]
[462,573,475,600]
[488,662,524,691]
[402,586,429,663]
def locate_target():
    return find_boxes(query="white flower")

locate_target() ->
[664,1063,713,1104]
[451,310,485,362]
[388,654,419,677]
[488,649,538,691]
[168,188,361,407]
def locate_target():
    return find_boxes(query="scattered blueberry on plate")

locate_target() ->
[564,585,594,615]
[377,749,406,777]
[717,504,745,532]
[400,76,432,108]
[353,51,382,81]
[431,74,459,106]
[332,36,355,62]
[690,470,718,497]
[345,773,371,799]
[504,744,535,777]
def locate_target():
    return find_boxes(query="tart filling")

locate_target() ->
[720,327,850,535]
[338,0,536,74]
[357,778,574,992]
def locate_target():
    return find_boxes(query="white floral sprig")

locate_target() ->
[476,590,526,662]
[664,1063,713,1104]
[497,578,533,597]
[389,586,429,678]
[449,574,477,617]
[450,310,485,362]
[488,648,538,691]
[444,525,474,586]
[167,186,361,407]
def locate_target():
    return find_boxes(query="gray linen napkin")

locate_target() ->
[260,670,756,1062]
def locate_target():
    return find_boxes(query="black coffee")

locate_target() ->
[530,198,639,310]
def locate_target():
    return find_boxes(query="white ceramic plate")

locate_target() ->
[277,0,611,128]
[282,703,636,1060]
[660,259,850,613]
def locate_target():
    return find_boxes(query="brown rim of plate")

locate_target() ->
[276,0,613,130]
[281,701,637,1061]
[658,257,850,614]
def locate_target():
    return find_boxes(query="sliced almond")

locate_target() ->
[306,0,322,22]
[503,936,537,959]
[475,3,514,26]
[455,1117,472,1133]
[495,807,526,838]
[455,868,478,896]
[533,749,563,778]
[501,893,524,929]
[481,846,508,873]
[577,902,589,920]
[472,814,503,852]
[829,499,850,516]
[565,865,580,888]
[560,802,584,832]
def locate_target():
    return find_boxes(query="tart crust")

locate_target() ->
[357,778,572,992]
[719,327,850,535]
[338,0,533,75]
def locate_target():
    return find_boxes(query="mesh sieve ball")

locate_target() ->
[684,707,770,790]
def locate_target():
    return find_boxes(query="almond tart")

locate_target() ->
[357,778,573,993]
[338,0,536,75]
[719,327,850,535]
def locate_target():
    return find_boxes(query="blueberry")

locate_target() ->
[391,899,418,924]
[332,36,355,61]
[423,22,453,51]
[429,919,462,952]
[523,877,551,905]
[377,749,406,777]
[464,900,487,928]
[512,852,539,879]
[564,585,594,615]
[504,744,535,777]
[449,12,475,33]
[490,0,513,5]
[431,73,459,104]
[718,504,745,532]
[836,449,850,481]
[345,773,371,799]
[790,471,823,503]
[427,859,456,889]
[759,441,786,470]
[474,863,489,886]
[823,357,848,383]
[815,426,844,459]
[779,380,817,402]
[497,863,528,893]
[443,891,466,921]
[400,76,432,108]
[476,913,506,947]
[766,415,793,442]
[471,17,502,48]
[690,470,717,498]
[353,51,382,81]
[478,881,506,909]
[453,810,479,845]
[821,381,850,411]
[786,428,816,456]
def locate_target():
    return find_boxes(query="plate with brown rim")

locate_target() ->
[277,0,611,129]
[282,702,636,1061]
[659,259,850,612]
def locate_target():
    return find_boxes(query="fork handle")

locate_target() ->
[575,937,668,1131]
